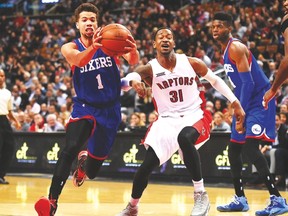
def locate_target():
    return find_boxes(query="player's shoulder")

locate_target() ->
[229,40,247,55]
[1,88,11,96]
[135,63,152,75]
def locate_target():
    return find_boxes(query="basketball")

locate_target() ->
[100,23,131,56]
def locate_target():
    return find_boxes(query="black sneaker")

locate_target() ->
[0,177,9,184]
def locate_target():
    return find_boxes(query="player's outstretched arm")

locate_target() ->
[121,64,152,98]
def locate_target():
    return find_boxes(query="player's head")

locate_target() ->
[213,12,233,26]
[211,12,233,42]
[74,3,99,38]
[74,3,99,22]
[152,27,176,56]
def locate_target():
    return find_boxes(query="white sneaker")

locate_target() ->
[191,191,210,216]
[116,203,138,216]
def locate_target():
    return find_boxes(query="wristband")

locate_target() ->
[126,72,141,83]
[121,72,141,91]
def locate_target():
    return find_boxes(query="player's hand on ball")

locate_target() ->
[92,27,103,50]
[123,34,137,53]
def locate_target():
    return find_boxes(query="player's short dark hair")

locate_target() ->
[152,27,174,41]
[213,12,233,26]
[74,3,99,22]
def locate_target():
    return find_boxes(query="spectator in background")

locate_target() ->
[11,85,21,112]
[29,113,45,132]
[47,104,59,116]
[129,112,146,130]
[44,89,57,107]
[118,112,129,132]
[43,113,64,132]
[280,112,288,126]
[29,96,41,114]
[147,111,158,126]
[139,112,147,126]
[197,48,212,68]
[39,103,48,119]
[267,61,278,83]
[214,98,227,113]
[211,111,231,132]
[19,84,29,111]
[58,104,70,125]
[135,87,154,115]
[56,86,68,106]
[205,100,215,114]
[120,88,136,117]
[279,104,288,113]
[12,111,30,132]
[223,104,233,127]
[33,87,46,105]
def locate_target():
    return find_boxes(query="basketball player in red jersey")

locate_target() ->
[263,0,288,108]
[34,3,139,216]
[117,27,245,216]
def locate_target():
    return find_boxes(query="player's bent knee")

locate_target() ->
[178,126,199,148]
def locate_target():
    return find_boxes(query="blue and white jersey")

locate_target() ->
[72,38,121,107]
[223,38,270,102]
[223,38,275,143]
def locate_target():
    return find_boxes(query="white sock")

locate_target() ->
[130,197,140,206]
[193,178,205,192]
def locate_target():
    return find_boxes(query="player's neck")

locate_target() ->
[157,53,176,72]
[80,36,93,48]
[221,36,232,52]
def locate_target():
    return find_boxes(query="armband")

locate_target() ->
[238,71,254,111]
[203,69,237,103]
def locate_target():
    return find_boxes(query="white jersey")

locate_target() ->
[150,53,203,117]
[143,54,210,165]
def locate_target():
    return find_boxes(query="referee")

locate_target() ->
[0,69,21,184]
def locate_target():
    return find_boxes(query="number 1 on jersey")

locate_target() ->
[96,74,104,89]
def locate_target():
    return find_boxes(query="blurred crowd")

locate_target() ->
[1,0,288,133]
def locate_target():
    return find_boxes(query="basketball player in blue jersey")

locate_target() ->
[34,3,139,216]
[212,12,288,216]
[117,27,245,216]
[263,0,288,108]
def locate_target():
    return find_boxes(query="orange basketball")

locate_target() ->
[100,23,131,56]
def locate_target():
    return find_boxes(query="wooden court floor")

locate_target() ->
[0,175,288,216]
